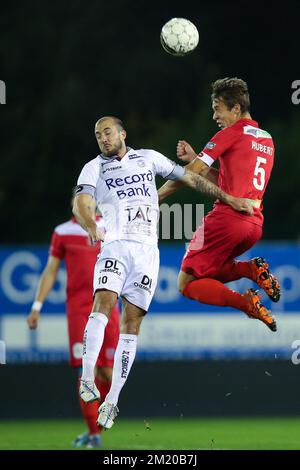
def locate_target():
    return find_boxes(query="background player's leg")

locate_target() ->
[95,367,112,406]
[95,366,112,433]
[76,367,100,444]
[81,290,117,390]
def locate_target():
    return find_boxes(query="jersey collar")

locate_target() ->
[99,147,134,162]
[234,118,258,128]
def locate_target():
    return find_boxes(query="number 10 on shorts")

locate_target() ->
[98,275,108,285]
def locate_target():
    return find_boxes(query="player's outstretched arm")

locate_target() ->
[181,170,254,215]
[158,157,212,203]
[27,255,61,329]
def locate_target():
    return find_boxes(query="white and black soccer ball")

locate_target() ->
[160,18,199,56]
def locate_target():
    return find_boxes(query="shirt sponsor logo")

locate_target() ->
[105,170,153,199]
[245,127,258,137]
[125,206,152,223]
[105,170,153,189]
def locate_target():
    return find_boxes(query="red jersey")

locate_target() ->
[50,217,103,313]
[198,118,274,225]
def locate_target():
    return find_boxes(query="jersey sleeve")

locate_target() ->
[198,127,239,166]
[150,150,185,180]
[76,159,99,197]
[49,231,65,260]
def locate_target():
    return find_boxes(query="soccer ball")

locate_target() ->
[160,18,199,56]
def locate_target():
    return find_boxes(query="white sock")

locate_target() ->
[81,312,108,382]
[105,334,138,406]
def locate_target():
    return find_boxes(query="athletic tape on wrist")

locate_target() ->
[32,301,43,312]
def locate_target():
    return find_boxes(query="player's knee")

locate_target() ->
[93,290,117,315]
[121,314,143,335]
[178,282,185,294]
[177,275,187,294]
[177,271,195,295]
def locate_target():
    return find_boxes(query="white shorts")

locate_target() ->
[93,240,160,311]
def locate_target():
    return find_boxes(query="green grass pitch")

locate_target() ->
[0,417,300,450]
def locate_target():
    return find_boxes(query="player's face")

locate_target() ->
[212,98,240,129]
[95,120,127,157]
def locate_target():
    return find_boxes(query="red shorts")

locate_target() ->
[181,210,262,279]
[67,304,119,368]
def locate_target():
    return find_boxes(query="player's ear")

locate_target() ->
[232,103,241,115]
[121,129,127,140]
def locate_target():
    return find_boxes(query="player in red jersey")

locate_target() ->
[27,212,119,448]
[158,77,280,331]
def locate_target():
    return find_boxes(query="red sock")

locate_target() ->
[95,377,112,434]
[183,278,249,313]
[77,378,99,435]
[95,377,111,405]
[216,260,255,283]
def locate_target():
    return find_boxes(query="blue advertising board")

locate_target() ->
[0,243,299,361]
[0,243,299,314]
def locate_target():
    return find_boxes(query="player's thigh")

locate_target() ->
[93,241,128,313]
[231,222,263,259]
[122,243,160,313]
[182,213,259,278]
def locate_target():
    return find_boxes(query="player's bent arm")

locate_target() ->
[181,170,254,215]
[27,256,61,330]
[72,194,100,241]
[158,158,212,203]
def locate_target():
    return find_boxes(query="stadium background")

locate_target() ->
[1,0,300,450]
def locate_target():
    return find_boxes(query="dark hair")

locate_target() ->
[211,77,250,114]
[96,116,125,131]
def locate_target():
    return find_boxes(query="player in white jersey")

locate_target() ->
[73,116,255,429]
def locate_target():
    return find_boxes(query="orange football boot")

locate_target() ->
[250,257,281,302]
[243,288,277,332]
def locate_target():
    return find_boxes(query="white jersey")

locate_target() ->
[76,147,184,246]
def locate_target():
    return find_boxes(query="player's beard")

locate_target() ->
[101,137,123,158]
